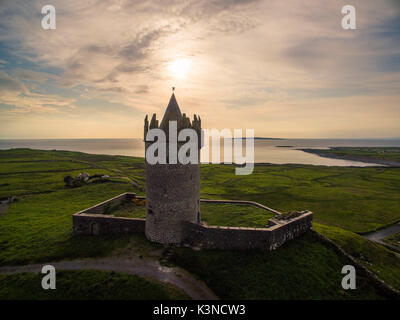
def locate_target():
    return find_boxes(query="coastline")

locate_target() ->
[299,148,400,167]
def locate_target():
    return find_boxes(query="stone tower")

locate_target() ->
[144,92,202,244]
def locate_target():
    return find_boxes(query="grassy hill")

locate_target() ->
[0,148,400,299]
[169,231,387,300]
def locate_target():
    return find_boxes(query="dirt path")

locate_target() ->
[364,223,400,242]
[363,223,400,253]
[0,256,218,300]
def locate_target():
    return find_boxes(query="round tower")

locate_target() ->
[144,92,202,244]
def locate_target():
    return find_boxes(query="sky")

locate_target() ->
[0,0,399,139]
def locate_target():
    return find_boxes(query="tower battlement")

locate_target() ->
[144,93,201,142]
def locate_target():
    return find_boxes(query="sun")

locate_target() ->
[167,58,192,79]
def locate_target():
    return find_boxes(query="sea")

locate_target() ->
[0,138,399,167]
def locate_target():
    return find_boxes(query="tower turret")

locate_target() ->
[144,92,202,244]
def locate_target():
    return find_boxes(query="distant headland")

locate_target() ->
[234,137,286,140]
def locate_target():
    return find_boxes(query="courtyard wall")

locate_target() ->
[72,192,313,251]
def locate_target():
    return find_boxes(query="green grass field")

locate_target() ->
[0,148,400,299]
[201,163,400,233]
[0,270,188,300]
[104,200,147,218]
[107,200,275,227]
[200,203,274,227]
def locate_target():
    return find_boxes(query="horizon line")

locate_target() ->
[0,137,400,141]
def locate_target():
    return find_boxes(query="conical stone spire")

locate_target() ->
[160,93,183,130]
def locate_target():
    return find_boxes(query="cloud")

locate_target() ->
[0,0,399,138]
[10,68,57,82]
[0,91,76,113]
[0,70,27,93]
[0,70,75,113]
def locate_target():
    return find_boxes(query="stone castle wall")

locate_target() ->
[73,214,145,235]
[73,193,145,235]
[182,211,313,251]
[73,192,312,251]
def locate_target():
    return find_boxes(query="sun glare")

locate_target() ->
[167,58,191,79]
